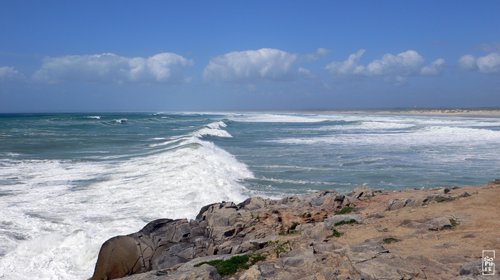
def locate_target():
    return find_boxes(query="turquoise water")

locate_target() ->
[1,112,500,279]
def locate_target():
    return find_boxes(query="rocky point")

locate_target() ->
[90,181,500,280]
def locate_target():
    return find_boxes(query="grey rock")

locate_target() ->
[350,186,378,200]
[427,217,453,231]
[282,256,305,267]
[386,198,409,210]
[324,214,363,229]
[299,222,329,241]
[258,263,276,277]
[91,218,211,279]
[347,239,388,263]
[459,259,482,276]
[355,253,422,280]
[238,197,267,210]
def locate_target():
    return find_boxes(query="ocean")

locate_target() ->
[1,111,499,279]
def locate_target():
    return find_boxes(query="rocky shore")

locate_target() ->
[90,180,500,280]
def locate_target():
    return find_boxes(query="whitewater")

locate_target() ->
[1,112,500,279]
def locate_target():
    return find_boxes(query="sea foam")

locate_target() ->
[0,121,251,279]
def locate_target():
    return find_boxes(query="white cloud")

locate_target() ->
[366,50,423,76]
[325,49,365,75]
[326,50,444,78]
[304,48,330,61]
[203,48,298,82]
[34,52,192,83]
[0,66,24,81]
[458,53,500,73]
[298,67,315,79]
[477,53,500,73]
[420,58,445,75]
[458,55,477,71]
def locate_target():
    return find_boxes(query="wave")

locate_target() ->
[258,176,337,186]
[230,113,330,123]
[85,116,101,120]
[316,121,415,131]
[113,119,127,124]
[271,126,500,146]
[207,121,227,129]
[252,164,332,171]
[340,157,386,167]
[0,121,251,279]
[191,121,232,138]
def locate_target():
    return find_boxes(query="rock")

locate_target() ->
[237,197,267,210]
[177,254,234,270]
[346,239,423,279]
[459,260,482,276]
[347,239,388,263]
[324,214,363,229]
[237,265,261,280]
[91,235,150,280]
[427,217,454,231]
[488,178,500,185]
[90,185,498,280]
[282,256,305,267]
[170,264,221,280]
[258,263,276,277]
[299,222,329,240]
[355,253,422,280]
[458,191,471,198]
[91,219,210,279]
[386,198,410,210]
[350,186,378,200]
[423,194,455,204]
[334,194,345,203]
[121,264,221,280]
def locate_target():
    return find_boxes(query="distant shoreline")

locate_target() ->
[303,108,500,117]
[2,108,500,116]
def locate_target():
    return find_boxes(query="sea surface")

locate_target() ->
[1,111,499,279]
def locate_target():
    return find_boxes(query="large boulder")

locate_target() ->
[91,235,150,280]
[91,219,210,280]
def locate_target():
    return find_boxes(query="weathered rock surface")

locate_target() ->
[91,182,500,280]
[324,214,363,228]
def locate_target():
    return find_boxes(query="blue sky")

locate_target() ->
[1,0,499,112]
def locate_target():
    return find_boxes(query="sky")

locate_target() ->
[0,0,499,112]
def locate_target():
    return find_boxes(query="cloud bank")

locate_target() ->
[203,48,298,82]
[326,50,445,79]
[458,52,500,73]
[34,52,193,83]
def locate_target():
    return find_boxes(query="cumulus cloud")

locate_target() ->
[203,48,298,82]
[420,58,445,75]
[459,52,500,73]
[298,67,315,79]
[304,48,330,61]
[326,50,444,79]
[325,49,366,75]
[365,50,424,76]
[477,53,500,73]
[458,55,477,71]
[0,66,24,81]
[34,52,192,83]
